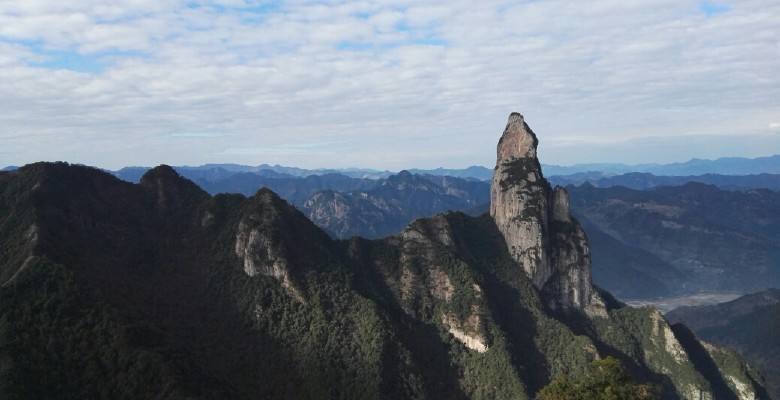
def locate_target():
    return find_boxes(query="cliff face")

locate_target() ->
[491,113,549,286]
[490,113,605,317]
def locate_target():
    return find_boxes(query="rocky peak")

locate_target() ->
[140,165,207,212]
[385,170,415,184]
[497,112,539,161]
[490,112,605,317]
[490,113,551,288]
[384,170,431,189]
[234,188,336,300]
[139,164,179,182]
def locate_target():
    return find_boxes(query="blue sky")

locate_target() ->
[1,0,779,169]
[699,1,732,16]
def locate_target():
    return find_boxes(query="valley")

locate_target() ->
[625,292,745,313]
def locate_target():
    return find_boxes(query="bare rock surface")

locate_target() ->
[490,113,606,317]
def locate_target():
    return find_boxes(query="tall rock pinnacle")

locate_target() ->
[490,113,606,317]
[490,113,551,287]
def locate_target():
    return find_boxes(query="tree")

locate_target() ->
[537,357,657,400]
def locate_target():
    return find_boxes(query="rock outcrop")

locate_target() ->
[491,112,606,317]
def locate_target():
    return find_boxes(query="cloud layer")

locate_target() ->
[1,0,779,169]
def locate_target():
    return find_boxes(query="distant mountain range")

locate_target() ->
[107,164,780,301]
[7,154,780,303]
[543,154,780,176]
[200,173,378,205]
[407,166,493,180]
[667,289,780,399]
[7,152,775,184]
[568,183,780,299]
[191,170,488,239]
[110,164,780,196]
[301,171,489,238]
[550,172,780,191]
[113,164,493,182]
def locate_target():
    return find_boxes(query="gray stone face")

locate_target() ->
[490,112,606,317]
[490,113,552,288]
[552,187,571,223]
[233,192,305,301]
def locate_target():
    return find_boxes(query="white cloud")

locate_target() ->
[0,0,779,169]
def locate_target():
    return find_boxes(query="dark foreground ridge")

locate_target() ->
[0,114,767,399]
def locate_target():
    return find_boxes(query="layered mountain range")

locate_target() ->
[301,177,780,300]
[98,152,780,188]
[101,154,780,301]
[170,170,779,300]
[542,155,780,177]
[300,171,489,238]
[549,173,780,192]
[568,184,780,298]
[146,169,488,239]
[0,113,767,399]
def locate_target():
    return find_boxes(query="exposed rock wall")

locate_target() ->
[490,113,551,288]
[490,112,605,317]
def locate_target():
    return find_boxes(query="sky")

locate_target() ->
[1,0,779,170]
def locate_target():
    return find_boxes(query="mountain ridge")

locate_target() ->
[107,165,780,301]
[35,152,775,187]
[550,172,780,191]
[0,115,768,399]
[543,154,780,176]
